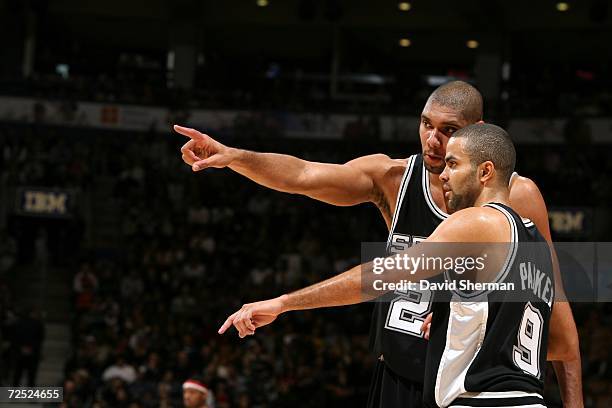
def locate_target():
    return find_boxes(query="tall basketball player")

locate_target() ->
[219,124,573,408]
[174,82,582,407]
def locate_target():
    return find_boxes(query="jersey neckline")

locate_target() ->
[422,161,450,220]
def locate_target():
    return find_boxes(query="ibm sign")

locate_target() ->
[16,189,74,218]
[548,208,591,237]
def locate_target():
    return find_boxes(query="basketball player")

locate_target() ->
[218,124,573,408]
[174,81,581,406]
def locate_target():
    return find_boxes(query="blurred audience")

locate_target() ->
[2,58,611,118]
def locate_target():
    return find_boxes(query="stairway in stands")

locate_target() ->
[4,178,123,405]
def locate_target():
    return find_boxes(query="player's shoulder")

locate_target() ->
[438,206,509,242]
[346,153,411,174]
[509,174,543,199]
[347,153,401,164]
[448,206,506,225]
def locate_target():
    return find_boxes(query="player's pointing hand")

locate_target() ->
[218,296,285,338]
[173,125,237,172]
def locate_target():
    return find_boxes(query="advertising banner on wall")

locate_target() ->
[15,188,76,219]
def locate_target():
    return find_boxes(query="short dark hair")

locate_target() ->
[454,123,516,184]
[427,81,483,123]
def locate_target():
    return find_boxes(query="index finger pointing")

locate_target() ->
[173,125,206,141]
[218,311,238,334]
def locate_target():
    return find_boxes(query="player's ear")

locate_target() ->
[479,161,495,182]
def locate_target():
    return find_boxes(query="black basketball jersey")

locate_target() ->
[369,154,448,383]
[423,203,554,408]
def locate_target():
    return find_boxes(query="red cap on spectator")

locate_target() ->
[182,379,208,394]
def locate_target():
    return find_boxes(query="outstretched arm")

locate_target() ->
[217,259,371,338]
[218,208,500,337]
[217,262,366,338]
[174,125,399,208]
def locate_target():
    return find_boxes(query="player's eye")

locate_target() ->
[422,120,432,129]
[445,127,457,135]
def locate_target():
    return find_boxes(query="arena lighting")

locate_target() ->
[398,2,411,11]
[425,74,473,86]
[466,40,479,49]
[55,64,69,79]
[502,61,511,81]
[256,0,269,7]
[399,38,411,47]
[556,2,570,11]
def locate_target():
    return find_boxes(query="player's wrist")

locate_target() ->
[277,294,291,313]
[226,147,245,169]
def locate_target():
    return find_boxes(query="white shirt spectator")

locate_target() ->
[102,361,137,383]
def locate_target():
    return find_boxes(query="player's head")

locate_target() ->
[420,81,484,174]
[183,377,209,408]
[439,123,515,212]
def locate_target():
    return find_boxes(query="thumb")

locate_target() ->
[192,155,225,171]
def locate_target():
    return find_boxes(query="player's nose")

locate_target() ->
[439,168,449,182]
[427,130,441,149]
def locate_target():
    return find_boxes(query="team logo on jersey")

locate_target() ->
[385,233,431,337]
[387,233,426,254]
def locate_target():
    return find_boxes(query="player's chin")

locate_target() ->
[447,199,468,214]
[424,160,445,175]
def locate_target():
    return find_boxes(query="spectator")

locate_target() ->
[102,356,137,384]
[183,376,214,408]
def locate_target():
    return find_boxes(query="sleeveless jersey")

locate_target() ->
[369,154,448,383]
[423,203,553,408]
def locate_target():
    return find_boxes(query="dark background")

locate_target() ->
[0,0,611,407]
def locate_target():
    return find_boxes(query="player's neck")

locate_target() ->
[474,187,510,208]
[428,170,444,189]
[427,171,450,213]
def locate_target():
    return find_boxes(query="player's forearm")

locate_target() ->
[552,359,584,408]
[279,265,368,313]
[547,301,583,407]
[228,149,310,194]
[277,217,482,314]
[547,301,580,362]
[278,254,438,313]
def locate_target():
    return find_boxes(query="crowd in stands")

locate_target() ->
[0,123,611,407]
[2,57,612,119]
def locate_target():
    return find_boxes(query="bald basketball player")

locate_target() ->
[174,81,582,407]
[219,123,575,408]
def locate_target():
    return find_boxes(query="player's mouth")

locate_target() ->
[425,153,444,162]
[443,184,452,200]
